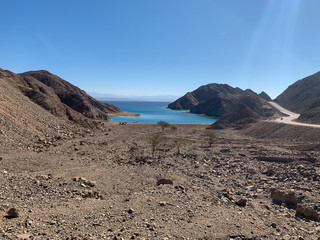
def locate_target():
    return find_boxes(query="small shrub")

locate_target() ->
[157,121,169,132]
[146,132,169,157]
[171,125,178,131]
[203,129,218,147]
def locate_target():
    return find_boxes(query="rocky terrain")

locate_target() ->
[1,67,320,239]
[168,84,277,129]
[275,71,320,124]
[1,123,320,239]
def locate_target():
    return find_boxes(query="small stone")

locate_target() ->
[271,223,277,228]
[235,198,247,207]
[16,234,31,239]
[7,208,19,218]
[159,201,166,206]
[128,208,134,214]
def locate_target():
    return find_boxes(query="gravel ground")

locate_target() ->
[1,123,320,239]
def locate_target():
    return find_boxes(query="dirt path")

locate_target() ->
[268,101,320,128]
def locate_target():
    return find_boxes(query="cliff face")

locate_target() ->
[168,83,276,129]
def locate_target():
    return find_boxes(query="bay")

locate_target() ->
[104,101,217,124]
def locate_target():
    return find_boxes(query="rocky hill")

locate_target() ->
[259,91,272,101]
[168,84,276,129]
[0,68,120,144]
[20,70,120,120]
[275,71,320,124]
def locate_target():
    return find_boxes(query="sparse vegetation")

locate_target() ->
[171,125,178,131]
[203,129,218,147]
[157,121,169,132]
[146,132,169,157]
[173,137,187,154]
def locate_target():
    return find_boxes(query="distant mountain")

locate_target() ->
[89,92,180,102]
[275,72,320,124]
[168,83,276,129]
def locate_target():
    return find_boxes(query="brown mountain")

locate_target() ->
[0,68,120,143]
[275,71,320,124]
[168,83,276,129]
[275,71,320,113]
[20,70,119,120]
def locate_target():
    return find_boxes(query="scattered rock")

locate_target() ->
[156,179,173,186]
[73,177,96,187]
[235,198,247,207]
[296,200,320,221]
[82,190,104,200]
[7,207,19,218]
[128,208,134,214]
[16,234,31,239]
[271,188,304,206]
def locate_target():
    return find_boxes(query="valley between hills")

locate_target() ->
[1,67,320,239]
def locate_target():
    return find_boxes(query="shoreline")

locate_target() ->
[108,111,141,117]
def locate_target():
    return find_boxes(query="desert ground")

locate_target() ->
[1,123,320,240]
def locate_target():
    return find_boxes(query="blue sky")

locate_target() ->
[1,0,320,99]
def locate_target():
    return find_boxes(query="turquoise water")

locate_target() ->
[104,101,217,124]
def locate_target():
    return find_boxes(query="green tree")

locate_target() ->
[157,121,169,132]
[203,130,218,147]
[146,132,169,157]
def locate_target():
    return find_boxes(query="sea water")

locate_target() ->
[104,101,217,124]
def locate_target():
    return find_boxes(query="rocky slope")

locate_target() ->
[275,71,320,124]
[0,68,119,144]
[169,84,276,129]
[20,70,119,120]
[275,71,320,113]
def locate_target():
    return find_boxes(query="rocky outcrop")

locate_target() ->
[169,84,276,129]
[271,188,320,221]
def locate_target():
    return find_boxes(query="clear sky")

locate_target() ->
[1,0,320,99]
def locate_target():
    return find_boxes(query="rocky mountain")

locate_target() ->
[275,71,320,113]
[168,83,276,129]
[275,71,320,124]
[259,91,272,101]
[168,84,243,111]
[0,68,120,143]
[20,70,120,120]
